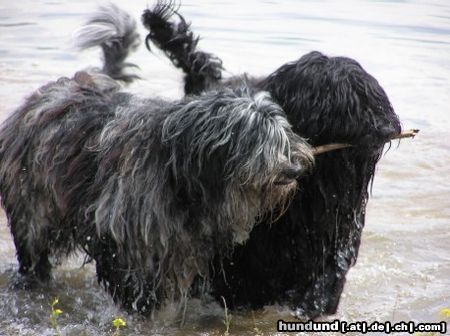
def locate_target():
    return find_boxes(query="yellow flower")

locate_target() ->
[440,308,450,319]
[54,309,63,316]
[113,318,127,329]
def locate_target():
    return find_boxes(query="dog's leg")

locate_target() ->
[89,237,157,315]
[142,1,223,94]
[14,243,51,287]
[0,161,55,285]
[7,208,52,286]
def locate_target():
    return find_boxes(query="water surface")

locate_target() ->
[0,0,449,335]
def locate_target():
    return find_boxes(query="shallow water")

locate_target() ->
[0,0,449,335]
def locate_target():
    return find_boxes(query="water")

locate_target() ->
[0,0,449,335]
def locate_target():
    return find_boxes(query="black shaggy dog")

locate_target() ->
[0,5,314,315]
[142,2,402,318]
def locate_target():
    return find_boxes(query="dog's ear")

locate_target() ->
[160,94,232,198]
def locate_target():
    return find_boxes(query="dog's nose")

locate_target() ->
[284,166,303,179]
[274,166,304,186]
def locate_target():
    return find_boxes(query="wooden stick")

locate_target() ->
[312,129,420,155]
[391,128,420,140]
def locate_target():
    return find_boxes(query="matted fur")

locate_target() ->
[0,13,313,313]
[143,3,402,318]
[0,71,313,313]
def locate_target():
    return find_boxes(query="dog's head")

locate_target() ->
[162,88,314,244]
[260,51,401,149]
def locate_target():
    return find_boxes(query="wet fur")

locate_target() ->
[0,6,314,315]
[143,2,402,318]
[142,2,223,94]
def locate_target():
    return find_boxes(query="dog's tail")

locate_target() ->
[74,3,140,83]
[142,1,223,94]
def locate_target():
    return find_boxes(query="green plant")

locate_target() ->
[251,311,262,336]
[221,297,232,336]
[50,297,63,336]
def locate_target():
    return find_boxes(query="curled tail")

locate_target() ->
[74,3,140,83]
[142,1,223,94]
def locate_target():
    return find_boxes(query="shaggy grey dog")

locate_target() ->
[0,4,313,314]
